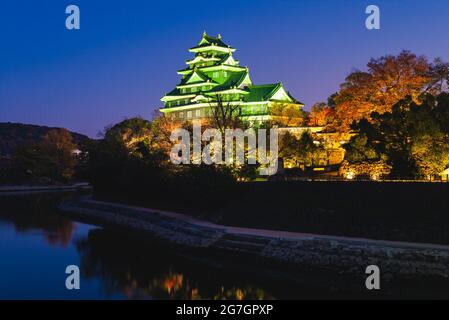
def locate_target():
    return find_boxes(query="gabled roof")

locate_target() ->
[245,84,282,102]
[245,83,303,104]
[180,69,210,85]
[219,53,239,66]
[189,32,235,52]
[195,32,229,48]
[207,70,251,93]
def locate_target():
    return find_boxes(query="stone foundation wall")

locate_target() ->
[60,198,449,282]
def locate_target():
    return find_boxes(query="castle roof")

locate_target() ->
[160,33,303,109]
[189,32,235,52]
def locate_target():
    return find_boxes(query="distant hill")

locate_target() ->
[0,122,90,156]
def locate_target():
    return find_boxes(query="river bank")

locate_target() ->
[60,196,449,294]
[94,181,449,245]
[0,183,91,196]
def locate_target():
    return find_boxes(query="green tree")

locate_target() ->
[269,102,307,127]
[346,93,449,178]
[279,131,320,168]
[344,132,381,163]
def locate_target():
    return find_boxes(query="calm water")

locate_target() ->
[0,192,298,300]
[1,192,448,300]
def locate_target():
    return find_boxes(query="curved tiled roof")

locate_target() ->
[161,33,303,109]
[190,32,233,50]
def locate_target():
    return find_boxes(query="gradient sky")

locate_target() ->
[1,0,449,137]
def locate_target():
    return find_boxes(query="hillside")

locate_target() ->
[0,122,90,156]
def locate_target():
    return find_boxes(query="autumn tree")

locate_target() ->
[102,117,153,151]
[83,117,237,208]
[308,102,336,127]
[150,112,190,157]
[333,51,433,131]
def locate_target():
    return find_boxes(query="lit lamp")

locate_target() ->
[346,171,355,180]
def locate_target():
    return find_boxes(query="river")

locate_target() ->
[1,192,448,300]
[0,192,309,300]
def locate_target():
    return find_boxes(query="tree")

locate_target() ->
[345,93,449,179]
[82,117,169,193]
[82,117,238,210]
[14,129,78,182]
[269,102,307,127]
[150,112,190,157]
[333,51,433,131]
[308,102,335,127]
[209,94,244,134]
[279,131,321,168]
[339,160,392,180]
[411,134,449,178]
[344,132,381,163]
[103,117,153,151]
[426,58,449,95]
[207,95,264,180]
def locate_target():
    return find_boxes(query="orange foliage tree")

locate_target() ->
[308,102,336,127]
[333,51,433,131]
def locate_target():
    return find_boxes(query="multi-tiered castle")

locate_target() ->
[160,32,303,123]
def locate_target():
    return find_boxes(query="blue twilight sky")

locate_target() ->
[1,0,449,137]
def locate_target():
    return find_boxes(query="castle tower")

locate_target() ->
[160,33,303,123]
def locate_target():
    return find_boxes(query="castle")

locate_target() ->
[160,32,303,123]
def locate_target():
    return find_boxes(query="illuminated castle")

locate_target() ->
[160,32,303,123]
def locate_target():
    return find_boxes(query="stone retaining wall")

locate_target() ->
[60,198,449,282]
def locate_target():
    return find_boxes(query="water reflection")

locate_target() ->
[2,193,447,299]
[0,193,76,247]
[0,193,275,299]
[76,228,273,300]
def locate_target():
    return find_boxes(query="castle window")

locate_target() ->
[213,72,219,78]
[223,71,228,78]
[187,111,192,118]
[195,109,201,117]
